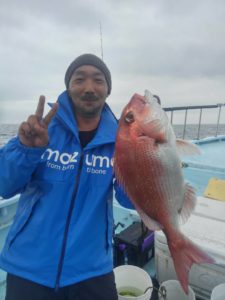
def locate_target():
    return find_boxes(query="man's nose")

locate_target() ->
[84,79,95,93]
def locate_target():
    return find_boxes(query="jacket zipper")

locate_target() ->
[54,152,84,291]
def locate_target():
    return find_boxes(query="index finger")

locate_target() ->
[42,103,58,127]
[35,95,45,119]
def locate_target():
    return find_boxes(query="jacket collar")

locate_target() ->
[49,91,118,147]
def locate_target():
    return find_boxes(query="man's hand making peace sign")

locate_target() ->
[18,95,58,147]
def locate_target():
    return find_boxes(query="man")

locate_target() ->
[0,54,132,300]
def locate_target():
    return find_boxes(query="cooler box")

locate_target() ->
[155,196,225,300]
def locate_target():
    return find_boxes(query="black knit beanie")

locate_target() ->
[64,54,111,95]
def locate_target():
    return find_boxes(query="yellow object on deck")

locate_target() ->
[204,178,225,202]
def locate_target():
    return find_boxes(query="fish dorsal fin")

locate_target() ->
[176,139,201,156]
[135,204,163,231]
[179,182,197,224]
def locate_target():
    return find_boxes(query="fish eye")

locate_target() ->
[124,111,135,124]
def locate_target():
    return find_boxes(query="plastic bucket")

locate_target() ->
[211,283,225,300]
[114,265,152,300]
[158,280,195,300]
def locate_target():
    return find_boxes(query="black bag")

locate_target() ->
[113,221,154,267]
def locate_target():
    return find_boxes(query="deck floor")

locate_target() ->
[182,137,225,195]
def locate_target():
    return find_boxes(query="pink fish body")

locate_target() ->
[114,91,214,294]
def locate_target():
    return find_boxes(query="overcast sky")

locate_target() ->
[0,0,225,123]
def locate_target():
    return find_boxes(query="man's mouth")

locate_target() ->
[81,94,98,102]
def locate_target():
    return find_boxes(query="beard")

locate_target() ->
[69,91,106,119]
[75,103,104,118]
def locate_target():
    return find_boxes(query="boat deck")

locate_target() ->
[182,136,225,195]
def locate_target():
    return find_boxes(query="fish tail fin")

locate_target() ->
[168,233,214,294]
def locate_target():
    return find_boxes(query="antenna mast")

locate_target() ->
[99,22,104,60]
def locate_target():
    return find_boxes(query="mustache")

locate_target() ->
[81,93,99,101]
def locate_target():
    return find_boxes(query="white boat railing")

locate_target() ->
[164,103,225,140]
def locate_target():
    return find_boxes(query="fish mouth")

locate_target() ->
[144,90,150,104]
[144,90,155,104]
[144,90,161,106]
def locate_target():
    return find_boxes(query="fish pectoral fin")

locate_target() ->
[135,204,163,231]
[179,182,197,224]
[176,139,201,156]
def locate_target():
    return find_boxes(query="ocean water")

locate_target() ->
[0,124,18,147]
[0,123,225,147]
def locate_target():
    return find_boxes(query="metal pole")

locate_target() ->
[197,108,203,140]
[99,22,104,60]
[215,104,222,137]
[182,109,188,139]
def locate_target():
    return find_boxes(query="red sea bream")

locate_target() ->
[114,90,214,294]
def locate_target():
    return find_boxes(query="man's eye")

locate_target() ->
[95,78,104,83]
[75,78,84,83]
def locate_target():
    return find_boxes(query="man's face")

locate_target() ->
[68,65,108,119]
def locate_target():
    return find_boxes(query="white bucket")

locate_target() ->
[211,283,225,300]
[158,280,195,300]
[114,265,152,300]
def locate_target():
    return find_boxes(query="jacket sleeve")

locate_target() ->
[114,179,135,209]
[0,137,46,199]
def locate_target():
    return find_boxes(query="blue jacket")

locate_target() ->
[0,91,132,288]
